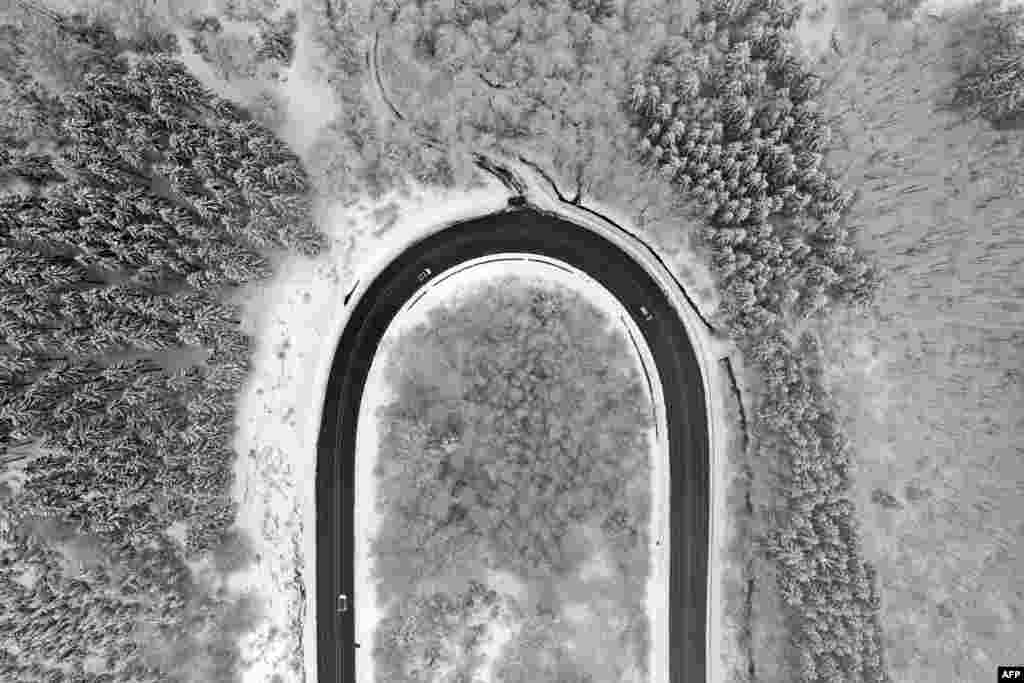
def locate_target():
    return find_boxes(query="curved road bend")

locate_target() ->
[316,205,709,683]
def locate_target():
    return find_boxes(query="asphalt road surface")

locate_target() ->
[316,202,709,683]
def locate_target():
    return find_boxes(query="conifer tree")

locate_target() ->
[0,150,64,189]
[1,32,324,623]
[951,2,1024,127]
[53,55,327,263]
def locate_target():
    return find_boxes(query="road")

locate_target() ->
[316,202,709,683]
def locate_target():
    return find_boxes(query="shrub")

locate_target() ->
[255,10,298,64]
[950,0,1024,128]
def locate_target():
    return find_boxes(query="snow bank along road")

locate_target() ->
[315,204,710,682]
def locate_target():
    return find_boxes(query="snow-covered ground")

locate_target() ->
[915,0,1024,16]
[789,0,1024,65]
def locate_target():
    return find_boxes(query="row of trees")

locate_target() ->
[751,332,888,682]
[1,9,324,681]
[626,0,883,339]
[625,1,891,680]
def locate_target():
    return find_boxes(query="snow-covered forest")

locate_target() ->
[2,0,1020,681]
[367,277,654,683]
